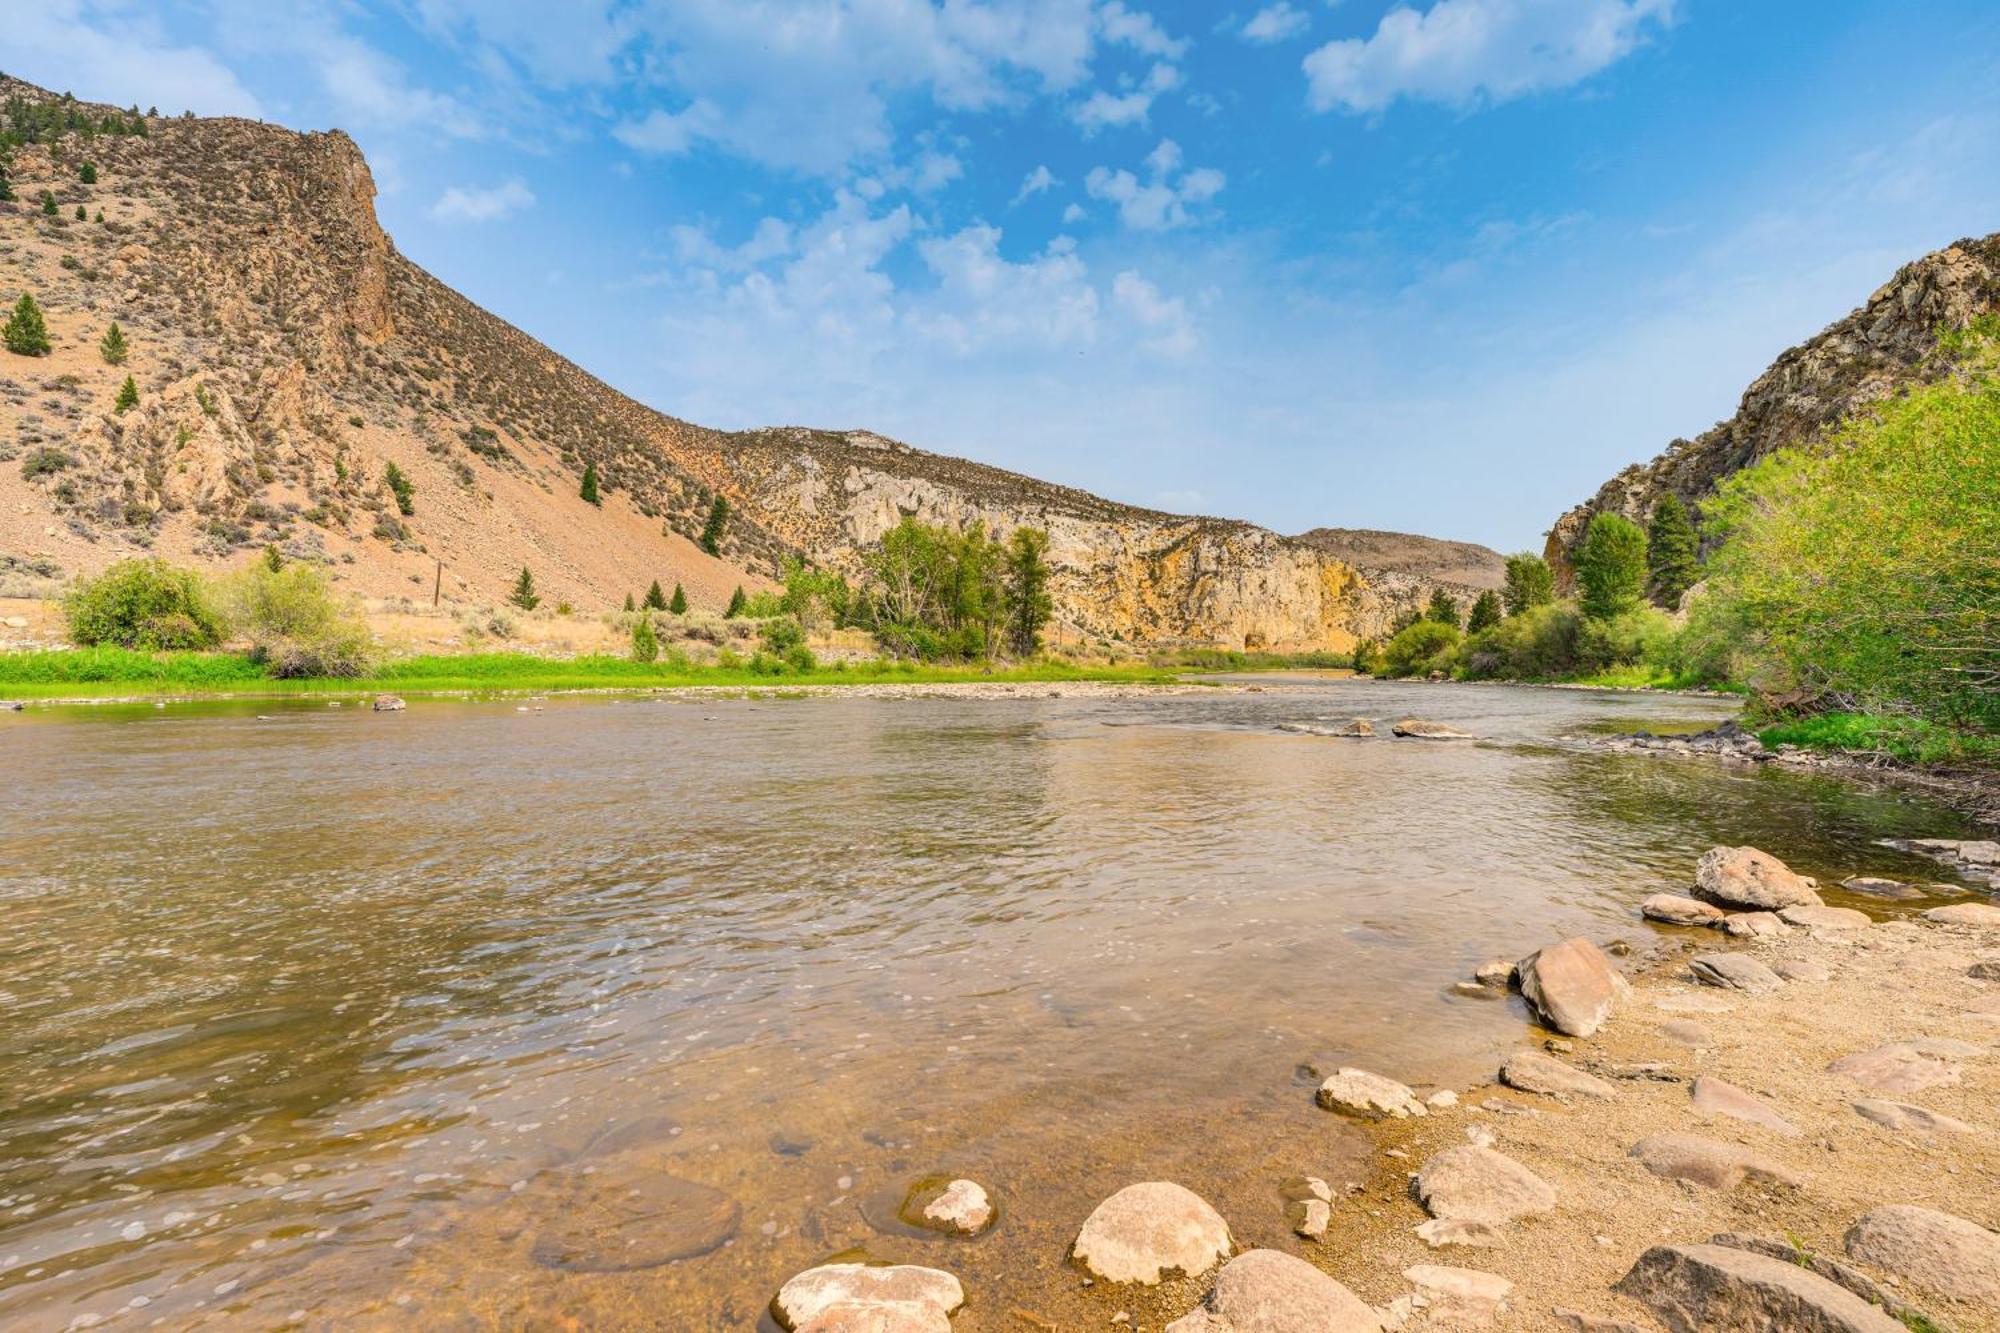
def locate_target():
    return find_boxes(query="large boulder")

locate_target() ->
[1694,847,1822,911]
[1500,1049,1617,1100]
[1073,1182,1232,1284]
[773,1263,965,1333]
[1316,1068,1428,1119]
[1164,1249,1382,1332]
[1517,937,1626,1037]
[1628,1134,1800,1190]
[1614,1243,1905,1332]
[1415,1146,1556,1226]
[1844,1204,2000,1304]
[1688,953,1784,993]
[1642,893,1726,927]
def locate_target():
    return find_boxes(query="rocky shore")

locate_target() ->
[763,842,2000,1332]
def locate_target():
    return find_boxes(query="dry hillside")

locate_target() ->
[0,77,1489,648]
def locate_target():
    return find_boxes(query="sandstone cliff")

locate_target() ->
[1545,232,2000,583]
[0,78,1486,648]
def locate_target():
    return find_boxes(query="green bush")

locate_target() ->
[64,558,226,649]
[1457,602,1673,680]
[631,614,659,663]
[1575,512,1649,620]
[227,563,372,677]
[1379,619,1460,677]
[1502,552,1555,615]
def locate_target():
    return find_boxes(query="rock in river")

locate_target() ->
[773,1262,965,1333]
[1614,1242,1904,1332]
[1516,937,1626,1038]
[1073,1181,1232,1284]
[527,1160,741,1272]
[1316,1067,1428,1119]
[1165,1248,1382,1332]
[1415,1146,1556,1226]
[1688,952,1784,993]
[911,1178,994,1236]
[371,693,407,712]
[1845,1204,2000,1305]
[1693,846,1822,911]
[1641,893,1725,927]
[1719,911,1790,939]
[1391,718,1474,739]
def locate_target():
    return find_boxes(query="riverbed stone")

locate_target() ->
[1688,953,1784,993]
[1694,846,1822,911]
[1415,1146,1556,1226]
[371,693,406,711]
[1773,959,1832,983]
[1924,902,2000,928]
[1317,1068,1428,1119]
[1642,894,1725,927]
[1073,1182,1232,1284]
[1391,718,1474,740]
[1827,1042,1964,1094]
[773,1263,965,1333]
[1719,911,1791,939]
[1844,1204,2000,1304]
[1628,1134,1800,1190]
[1403,1264,1513,1324]
[1614,1242,1905,1332]
[1415,1217,1506,1249]
[1474,958,1515,987]
[916,1179,993,1236]
[1691,1077,1799,1136]
[1840,876,1931,901]
[1500,1049,1617,1100]
[527,1162,741,1272]
[1708,1233,1929,1327]
[1779,904,1872,932]
[1516,937,1626,1037]
[1659,1019,1717,1047]
[1851,1099,1975,1135]
[1290,1197,1331,1240]
[1163,1248,1382,1333]
[1552,1310,1645,1333]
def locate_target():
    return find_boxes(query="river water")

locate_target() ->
[0,680,1985,1329]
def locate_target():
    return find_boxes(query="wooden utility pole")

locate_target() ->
[433,558,443,608]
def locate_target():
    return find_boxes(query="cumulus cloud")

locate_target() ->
[1012,164,1060,205]
[427,178,537,222]
[1303,0,1677,114]
[1241,3,1311,44]
[1073,61,1183,134]
[1085,138,1225,229]
[0,0,260,118]
[1112,270,1196,355]
[1096,1,1190,59]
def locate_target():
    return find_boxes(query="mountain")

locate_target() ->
[0,78,1487,649]
[1544,231,2000,582]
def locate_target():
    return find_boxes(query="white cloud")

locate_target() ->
[1012,164,1060,205]
[1303,0,1677,114]
[1085,138,1225,229]
[0,0,260,118]
[614,100,725,156]
[1112,270,1196,355]
[1073,60,1182,134]
[427,178,537,222]
[1241,3,1311,44]
[1062,202,1088,223]
[1096,1,1190,59]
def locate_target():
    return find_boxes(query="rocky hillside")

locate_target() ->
[1545,232,2000,583]
[0,77,1479,648]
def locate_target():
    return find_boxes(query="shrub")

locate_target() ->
[114,375,138,413]
[226,563,372,677]
[1502,553,1554,615]
[1350,637,1379,675]
[383,461,415,516]
[64,558,227,649]
[700,495,729,554]
[1379,619,1461,677]
[631,614,659,663]
[99,320,128,365]
[78,162,97,184]
[20,447,72,480]
[1575,513,1648,620]
[760,615,807,657]
[3,292,52,356]
[1424,588,1459,626]
[724,585,747,618]
[580,461,601,506]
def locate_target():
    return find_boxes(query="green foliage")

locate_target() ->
[1756,713,2000,767]
[226,562,371,677]
[113,374,138,413]
[20,446,72,479]
[861,517,1017,660]
[1379,619,1461,678]
[643,579,667,610]
[1502,552,1554,615]
[1575,512,1648,620]
[383,461,415,516]
[78,161,96,184]
[4,292,52,356]
[699,494,730,554]
[1646,493,1699,608]
[668,582,687,615]
[40,189,56,216]
[510,565,540,611]
[630,613,659,663]
[1424,588,1460,626]
[724,585,747,618]
[1458,602,1673,681]
[1350,637,1379,675]
[262,544,284,573]
[73,204,85,220]
[0,166,13,202]
[1466,589,1502,633]
[98,320,127,365]
[1685,327,1999,729]
[779,557,850,631]
[580,461,601,506]
[623,591,635,612]
[1005,527,1054,657]
[63,558,227,650]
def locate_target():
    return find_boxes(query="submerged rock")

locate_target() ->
[1316,1067,1428,1119]
[1516,937,1626,1038]
[1845,1204,2000,1304]
[909,1178,993,1236]
[1839,876,1932,901]
[1072,1181,1232,1284]
[1614,1242,1904,1332]
[1391,718,1474,740]
[1415,1146,1556,1226]
[1693,846,1822,911]
[527,1162,741,1272]
[1164,1248,1381,1332]
[372,693,406,711]
[772,1262,965,1333]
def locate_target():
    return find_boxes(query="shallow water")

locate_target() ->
[0,680,1984,1329]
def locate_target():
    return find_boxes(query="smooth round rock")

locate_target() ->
[1165,1248,1382,1332]
[1694,846,1822,911]
[1845,1205,2000,1304]
[1073,1181,1232,1284]
[1851,1100,1975,1135]
[773,1263,965,1333]
[912,1178,993,1236]
[1628,1134,1799,1190]
[1316,1067,1427,1119]
[1924,902,2000,928]
[1642,893,1725,927]
[1779,904,1871,931]
[1391,718,1473,739]
[1690,1077,1799,1137]
[1500,1049,1617,1100]
[1415,1146,1556,1226]
[1827,1042,1964,1094]
[1689,952,1784,993]
[527,1162,741,1272]
[1517,937,1626,1038]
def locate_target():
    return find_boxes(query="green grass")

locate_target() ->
[1148,647,1353,671]
[1757,711,2000,766]
[0,648,1183,700]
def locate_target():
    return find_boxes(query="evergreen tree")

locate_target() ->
[724,585,747,618]
[40,189,57,216]
[643,579,667,610]
[262,544,285,573]
[73,205,85,220]
[3,292,52,356]
[94,210,104,223]
[1004,526,1054,657]
[668,582,687,615]
[383,461,415,516]
[1575,512,1649,620]
[113,375,139,413]
[622,591,635,612]
[98,320,127,365]
[78,161,96,184]
[1645,493,1700,609]
[1466,589,1503,633]
[699,495,729,555]
[509,565,540,611]
[0,168,14,203]
[1501,553,1555,615]
[579,461,601,506]
[1424,588,1460,626]
[630,614,659,663]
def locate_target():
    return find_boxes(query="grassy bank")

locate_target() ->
[0,647,1184,700]
[1756,712,2000,767]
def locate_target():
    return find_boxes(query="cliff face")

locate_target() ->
[0,78,1488,647]
[1545,233,2000,582]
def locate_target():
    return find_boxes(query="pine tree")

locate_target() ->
[0,168,14,203]
[643,579,667,611]
[262,544,285,573]
[383,461,415,516]
[1424,588,1460,626]
[40,189,57,216]
[699,495,729,555]
[78,162,97,184]
[1645,493,1699,609]
[98,321,127,365]
[73,205,85,220]
[630,614,659,663]
[1575,513,1648,620]
[1466,589,1503,633]
[579,461,601,506]
[1501,553,1555,616]
[114,375,139,413]
[3,293,53,356]
[668,582,687,615]
[725,585,747,618]
[623,591,635,612]
[510,565,540,611]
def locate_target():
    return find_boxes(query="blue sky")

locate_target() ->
[7,2,1999,551]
